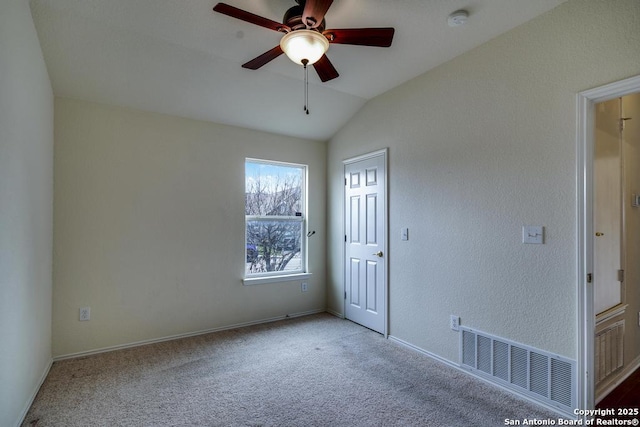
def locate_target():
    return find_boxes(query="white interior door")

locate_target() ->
[594,98,623,315]
[344,151,387,334]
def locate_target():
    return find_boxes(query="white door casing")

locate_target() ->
[343,150,387,334]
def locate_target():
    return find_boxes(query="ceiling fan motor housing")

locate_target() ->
[283,4,325,32]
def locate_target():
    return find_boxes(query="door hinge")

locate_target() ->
[620,117,632,132]
[587,273,592,283]
[345,178,347,186]
[618,269,624,282]
[345,235,347,242]
[344,291,347,300]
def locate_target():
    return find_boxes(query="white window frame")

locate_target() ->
[243,159,310,285]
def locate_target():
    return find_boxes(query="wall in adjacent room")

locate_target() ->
[0,0,54,425]
[621,93,640,376]
[53,98,326,357]
[327,0,640,364]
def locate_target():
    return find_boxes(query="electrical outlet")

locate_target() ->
[301,282,308,292]
[79,307,91,321]
[450,315,460,331]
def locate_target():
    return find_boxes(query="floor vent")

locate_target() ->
[460,326,575,413]
[595,320,624,385]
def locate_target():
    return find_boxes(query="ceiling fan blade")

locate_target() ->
[242,45,284,70]
[213,3,289,33]
[324,28,395,47]
[302,0,333,29]
[313,54,339,82]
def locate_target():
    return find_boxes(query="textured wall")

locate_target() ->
[327,0,640,363]
[53,98,326,357]
[0,0,54,425]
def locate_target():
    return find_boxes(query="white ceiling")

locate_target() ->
[30,0,567,141]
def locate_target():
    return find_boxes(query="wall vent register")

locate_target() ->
[459,326,575,414]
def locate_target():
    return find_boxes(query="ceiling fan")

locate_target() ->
[213,0,395,83]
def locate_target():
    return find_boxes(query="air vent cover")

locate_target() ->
[595,320,624,385]
[460,327,575,413]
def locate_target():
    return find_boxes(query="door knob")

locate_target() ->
[372,251,383,257]
[595,232,604,237]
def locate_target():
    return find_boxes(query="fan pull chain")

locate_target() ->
[302,59,310,115]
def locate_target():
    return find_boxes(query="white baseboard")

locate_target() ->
[596,353,640,404]
[388,335,461,370]
[54,309,326,361]
[325,308,344,319]
[387,335,571,418]
[16,358,52,427]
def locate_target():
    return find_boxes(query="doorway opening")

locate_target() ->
[577,75,640,410]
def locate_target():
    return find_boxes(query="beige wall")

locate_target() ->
[327,0,640,364]
[53,98,326,357]
[0,0,54,425]
[594,98,623,314]
[623,93,640,370]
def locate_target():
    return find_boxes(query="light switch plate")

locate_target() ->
[523,226,544,244]
[401,228,409,241]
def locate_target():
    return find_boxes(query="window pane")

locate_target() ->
[245,162,302,216]
[246,220,302,274]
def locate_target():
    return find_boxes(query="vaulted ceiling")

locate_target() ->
[30,0,567,141]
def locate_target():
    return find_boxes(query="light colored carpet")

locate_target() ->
[24,313,559,426]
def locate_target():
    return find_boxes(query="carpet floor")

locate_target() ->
[23,313,560,426]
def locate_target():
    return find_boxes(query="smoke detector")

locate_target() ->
[448,10,469,27]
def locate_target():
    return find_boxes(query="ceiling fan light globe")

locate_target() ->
[280,30,329,65]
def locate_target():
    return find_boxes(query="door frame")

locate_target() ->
[343,148,389,337]
[577,74,640,410]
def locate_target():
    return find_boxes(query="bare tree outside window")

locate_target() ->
[245,161,305,275]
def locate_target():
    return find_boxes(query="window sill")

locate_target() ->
[243,273,312,286]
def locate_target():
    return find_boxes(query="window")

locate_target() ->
[245,159,306,278]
